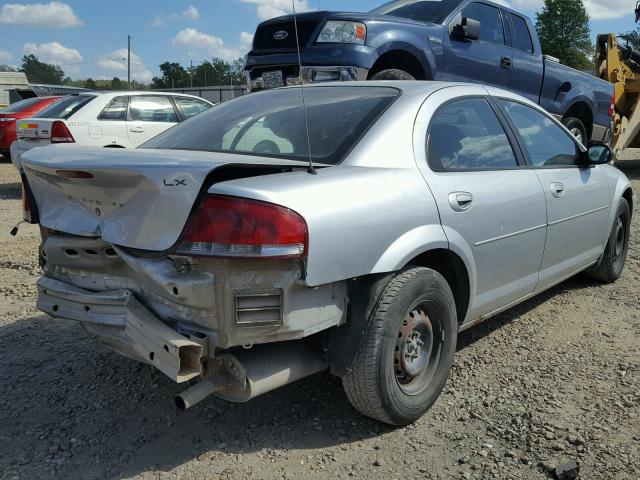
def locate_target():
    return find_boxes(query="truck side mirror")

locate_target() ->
[452,17,481,41]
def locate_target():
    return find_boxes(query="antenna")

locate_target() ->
[292,0,317,175]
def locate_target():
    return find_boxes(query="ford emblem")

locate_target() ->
[273,30,289,40]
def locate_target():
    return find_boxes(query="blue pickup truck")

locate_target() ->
[245,0,614,146]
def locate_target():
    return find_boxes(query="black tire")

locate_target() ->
[370,69,416,81]
[342,267,457,425]
[586,199,631,283]
[562,117,588,146]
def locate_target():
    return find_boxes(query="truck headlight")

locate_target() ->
[317,21,366,45]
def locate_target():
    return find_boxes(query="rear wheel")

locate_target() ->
[370,69,416,81]
[562,117,588,146]
[585,199,631,283]
[342,267,457,425]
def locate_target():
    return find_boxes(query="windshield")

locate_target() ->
[142,86,400,165]
[35,95,96,119]
[371,0,460,24]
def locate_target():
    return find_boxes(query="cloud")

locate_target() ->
[0,50,13,62]
[151,5,200,27]
[0,1,82,27]
[172,28,253,61]
[182,5,199,20]
[96,49,153,83]
[239,0,312,21]
[23,41,83,64]
[495,0,635,20]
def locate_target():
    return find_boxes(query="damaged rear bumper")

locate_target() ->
[37,277,204,383]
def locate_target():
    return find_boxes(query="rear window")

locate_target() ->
[510,14,533,53]
[142,86,400,165]
[1,97,51,113]
[371,0,460,24]
[35,95,96,119]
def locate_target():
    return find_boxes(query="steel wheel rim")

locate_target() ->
[570,127,584,144]
[613,216,625,262]
[394,302,442,395]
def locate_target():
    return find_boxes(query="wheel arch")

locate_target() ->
[328,247,472,377]
[623,187,634,218]
[563,100,594,140]
[369,46,432,80]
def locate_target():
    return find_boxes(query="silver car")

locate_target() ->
[20,82,633,425]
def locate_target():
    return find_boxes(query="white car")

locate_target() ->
[10,91,213,169]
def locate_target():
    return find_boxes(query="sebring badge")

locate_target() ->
[273,30,289,40]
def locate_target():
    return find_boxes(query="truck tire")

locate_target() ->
[370,69,415,81]
[342,267,457,425]
[585,199,631,283]
[562,117,588,146]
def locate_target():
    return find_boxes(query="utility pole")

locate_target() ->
[190,60,193,88]
[127,35,131,90]
[204,61,207,88]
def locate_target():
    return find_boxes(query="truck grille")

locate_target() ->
[253,21,318,52]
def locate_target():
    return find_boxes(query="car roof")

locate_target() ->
[301,80,538,108]
[96,90,209,100]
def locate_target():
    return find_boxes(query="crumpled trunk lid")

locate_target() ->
[21,146,298,251]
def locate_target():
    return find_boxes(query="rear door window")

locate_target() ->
[173,96,211,119]
[462,3,505,45]
[98,96,128,121]
[428,97,518,170]
[34,95,96,119]
[129,96,178,123]
[510,13,534,53]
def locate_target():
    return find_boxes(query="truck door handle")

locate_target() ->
[550,182,566,198]
[500,56,512,69]
[449,192,474,212]
[130,126,145,133]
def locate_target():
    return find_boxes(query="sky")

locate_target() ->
[0,0,638,82]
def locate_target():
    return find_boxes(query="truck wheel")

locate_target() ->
[585,199,631,283]
[342,267,457,425]
[562,117,588,145]
[370,69,415,81]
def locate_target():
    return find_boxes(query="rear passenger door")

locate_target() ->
[443,2,512,90]
[96,96,130,147]
[505,12,543,103]
[497,99,611,289]
[416,88,548,320]
[127,95,179,146]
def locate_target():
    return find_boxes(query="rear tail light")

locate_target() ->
[177,195,308,258]
[608,94,615,117]
[51,121,75,143]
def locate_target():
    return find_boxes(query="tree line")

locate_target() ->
[2,0,640,84]
[0,54,246,90]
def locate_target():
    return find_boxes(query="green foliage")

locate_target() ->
[84,78,97,90]
[19,54,65,84]
[151,57,246,89]
[535,0,593,71]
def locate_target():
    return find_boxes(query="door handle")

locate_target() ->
[500,56,512,69]
[130,126,145,133]
[550,182,566,198]
[449,192,474,212]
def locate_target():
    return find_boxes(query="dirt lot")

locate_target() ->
[0,161,638,480]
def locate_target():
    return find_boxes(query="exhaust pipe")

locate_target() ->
[175,342,327,409]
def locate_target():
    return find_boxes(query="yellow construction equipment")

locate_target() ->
[596,3,640,160]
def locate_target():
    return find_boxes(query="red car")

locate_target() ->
[0,96,61,159]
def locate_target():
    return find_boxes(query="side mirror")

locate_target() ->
[586,144,612,165]
[452,18,481,41]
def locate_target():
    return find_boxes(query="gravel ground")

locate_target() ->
[0,160,638,480]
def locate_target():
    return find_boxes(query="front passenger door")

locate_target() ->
[497,99,611,289]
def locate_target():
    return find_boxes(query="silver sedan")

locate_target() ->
[22,82,633,425]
